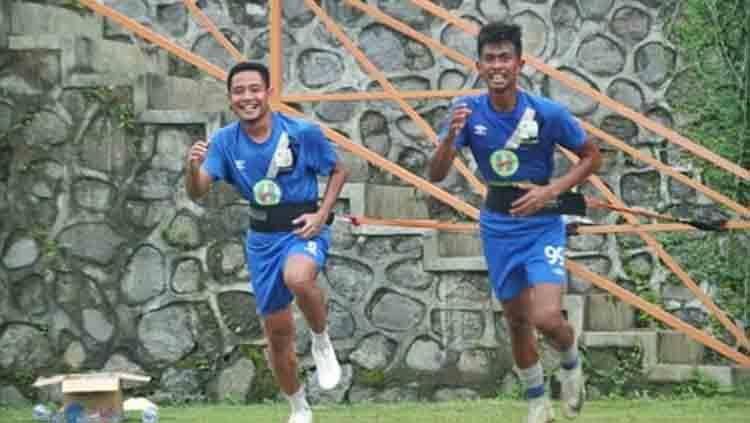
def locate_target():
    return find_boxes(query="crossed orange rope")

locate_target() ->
[76,0,750,365]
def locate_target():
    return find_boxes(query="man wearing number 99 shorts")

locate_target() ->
[428,22,602,423]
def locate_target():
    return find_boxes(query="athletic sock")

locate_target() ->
[285,384,309,413]
[311,328,330,348]
[560,339,579,371]
[519,362,545,400]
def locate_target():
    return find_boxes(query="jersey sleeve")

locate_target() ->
[201,133,230,183]
[304,125,338,176]
[548,106,587,151]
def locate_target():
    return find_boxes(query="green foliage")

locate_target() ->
[673,369,723,399]
[584,344,646,398]
[241,345,278,402]
[668,0,750,204]
[356,368,387,389]
[83,86,139,134]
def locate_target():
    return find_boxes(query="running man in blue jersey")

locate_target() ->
[185,62,349,423]
[429,23,601,423]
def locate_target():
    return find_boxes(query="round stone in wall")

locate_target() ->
[350,333,396,370]
[171,258,203,294]
[386,258,434,290]
[477,0,510,22]
[359,24,408,73]
[82,308,114,343]
[57,223,126,265]
[441,16,482,61]
[580,0,614,19]
[0,323,53,369]
[297,49,345,89]
[23,110,70,146]
[611,6,651,44]
[283,0,315,28]
[325,256,372,304]
[544,68,599,116]
[314,88,359,123]
[193,32,239,72]
[635,42,676,87]
[551,0,581,54]
[600,115,638,143]
[577,34,625,76]
[621,171,661,207]
[217,291,261,339]
[122,245,167,305]
[2,236,39,269]
[73,178,116,212]
[327,301,355,340]
[360,111,391,157]
[164,212,201,250]
[138,305,195,363]
[405,337,445,372]
[606,78,645,111]
[439,70,467,90]
[367,290,425,332]
[513,11,549,57]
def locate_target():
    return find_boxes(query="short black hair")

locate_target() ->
[226,61,270,92]
[477,22,523,58]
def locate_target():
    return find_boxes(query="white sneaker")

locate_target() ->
[311,336,342,390]
[288,406,312,423]
[558,364,585,419]
[527,397,555,423]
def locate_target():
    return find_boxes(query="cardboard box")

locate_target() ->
[33,372,151,421]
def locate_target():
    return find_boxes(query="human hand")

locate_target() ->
[292,212,326,239]
[187,139,210,170]
[447,101,472,138]
[510,185,557,217]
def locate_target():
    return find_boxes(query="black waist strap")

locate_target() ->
[485,185,587,216]
[249,202,334,232]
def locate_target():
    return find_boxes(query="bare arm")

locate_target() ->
[293,159,350,239]
[510,138,602,216]
[184,140,214,200]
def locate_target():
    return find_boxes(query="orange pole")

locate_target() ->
[269,0,283,105]
[560,147,750,350]
[283,89,483,102]
[78,0,226,81]
[302,0,487,198]
[182,0,245,62]
[568,260,750,366]
[407,0,750,181]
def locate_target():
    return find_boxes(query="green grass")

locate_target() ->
[2,398,749,422]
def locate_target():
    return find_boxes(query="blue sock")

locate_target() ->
[561,341,579,370]
[519,362,545,399]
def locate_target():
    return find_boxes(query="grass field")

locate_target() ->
[2,398,749,423]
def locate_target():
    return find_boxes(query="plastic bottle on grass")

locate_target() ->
[32,404,53,421]
[141,405,159,423]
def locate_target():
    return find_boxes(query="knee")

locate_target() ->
[505,314,533,337]
[531,308,564,334]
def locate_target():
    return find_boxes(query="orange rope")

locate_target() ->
[301,0,487,198]
[77,0,750,365]
[182,0,245,62]
[407,0,750,181]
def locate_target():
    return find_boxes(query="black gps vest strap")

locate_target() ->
[249,202,335,232]
[485,185,587,217]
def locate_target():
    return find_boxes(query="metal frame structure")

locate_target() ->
[78,0,750,366]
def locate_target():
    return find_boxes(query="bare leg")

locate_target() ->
[502,287,539,369]
[263,306,299,396]
[529,283,574,352]
[284,254,327,333]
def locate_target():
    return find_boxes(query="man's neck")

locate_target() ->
[241,112,273,143]
[488,88,518,113]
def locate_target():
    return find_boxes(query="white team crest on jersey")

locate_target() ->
[473,125,488,136]
[234,160,246,171]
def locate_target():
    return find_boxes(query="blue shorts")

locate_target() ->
[245,226,331,316]
[480,209,567,301]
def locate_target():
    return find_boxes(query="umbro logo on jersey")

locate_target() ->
[473,125,487,136]
[235,160,246,170]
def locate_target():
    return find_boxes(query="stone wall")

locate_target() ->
[0,0,744,407]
